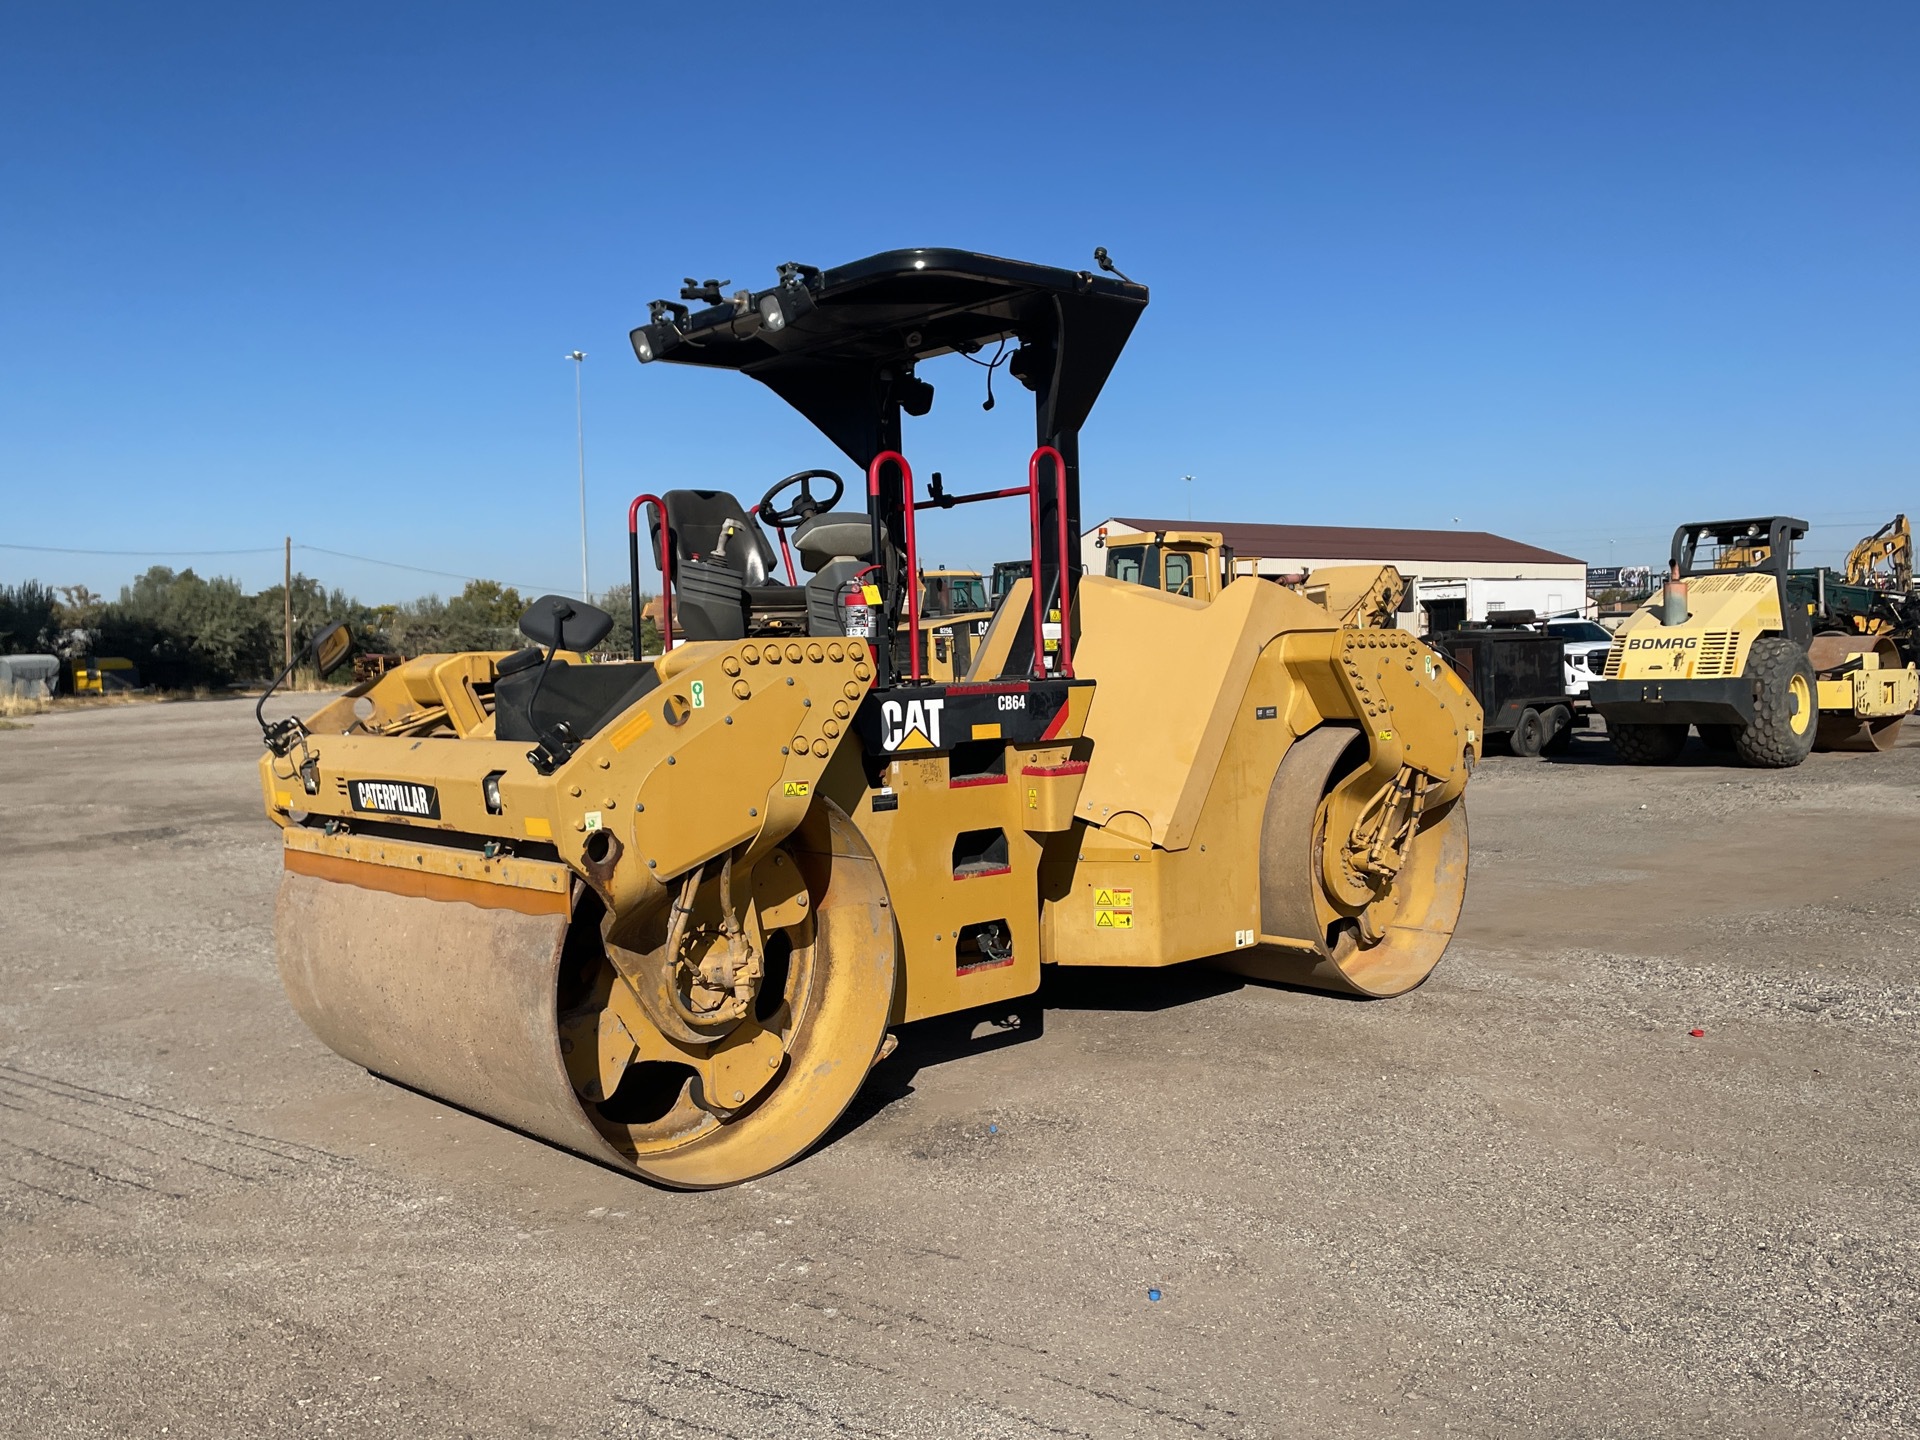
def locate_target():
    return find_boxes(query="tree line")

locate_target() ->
[0,568,659,690]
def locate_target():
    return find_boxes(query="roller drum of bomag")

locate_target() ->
[259,250,1483,1188]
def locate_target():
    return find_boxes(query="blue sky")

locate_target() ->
[2,2,1916,601]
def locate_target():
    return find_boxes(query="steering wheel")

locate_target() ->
[756,469,845,530]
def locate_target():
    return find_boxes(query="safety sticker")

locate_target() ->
[1255,705,1277,720]
[583,811,603,832]
[690,680,705,709]
[861,583,884,605]
[1027,787,1038,809]
[1377,729,1394,741]
[1094,887,1134,930]
[782,781,810,797]
[609,707,655,751]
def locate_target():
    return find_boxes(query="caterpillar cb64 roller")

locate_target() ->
[260,250,1481,1188]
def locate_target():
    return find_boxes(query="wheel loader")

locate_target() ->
[260,248,1481,1189]
[1102,527,1410,626]
[1589,516,1919,765]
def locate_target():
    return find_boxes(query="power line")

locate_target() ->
[0,539,574,597]
[0,542,282,557]
[293,545,569,595]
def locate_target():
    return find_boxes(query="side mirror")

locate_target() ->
[312,622,354,675]
[519,594,614,652]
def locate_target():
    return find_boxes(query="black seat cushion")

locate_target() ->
[495,660,661,744]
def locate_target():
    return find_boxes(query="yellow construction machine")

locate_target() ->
[1292,564,1411,629]
[259,249,1481,1188]
[1845,514,1912,591]
[915,568,995,681]
[1590,517,1919,764]
[1103,528,1408,626]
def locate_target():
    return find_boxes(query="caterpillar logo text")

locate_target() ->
[879,697,945,751]
[347,779,441,819]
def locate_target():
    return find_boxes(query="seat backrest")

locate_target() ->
[792,513,874,573]
[653,489,778,586]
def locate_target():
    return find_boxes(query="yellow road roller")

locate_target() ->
[1590,516,1919,764]
[259,249,1482,1188]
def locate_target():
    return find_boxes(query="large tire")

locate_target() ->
[1734,637,1817,769]
[1509,706,1545,758]
[1608,721,1688,764]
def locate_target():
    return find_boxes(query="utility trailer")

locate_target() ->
[1429,626,1578,757]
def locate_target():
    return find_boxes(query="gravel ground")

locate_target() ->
[0,699,1915,1438]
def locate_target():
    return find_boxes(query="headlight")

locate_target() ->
[630,323,678,364]
[482,771,505,815]
[758,292,787,332]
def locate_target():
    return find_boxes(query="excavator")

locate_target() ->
[1845,514,1912,590]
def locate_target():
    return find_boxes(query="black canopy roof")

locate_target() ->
[629,248,1149,469]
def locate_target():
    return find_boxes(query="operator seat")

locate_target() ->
[651,489,809,641]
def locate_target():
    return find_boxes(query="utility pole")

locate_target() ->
[568,351,589,600]
[1182,474,1194,521]
[284,536,293,671]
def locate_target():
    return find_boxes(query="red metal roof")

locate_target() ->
[1102,518,1582,567]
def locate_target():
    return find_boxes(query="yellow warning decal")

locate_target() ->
[274,790,293,809]
[1027,787,1038,809]
[971,722,1002,740]
[524,816,553,838]
[861,583,883,605]
[782,781,810,797]
[1094,886,1135,930]
[609,707,655,751]
[1377,729,1394,741]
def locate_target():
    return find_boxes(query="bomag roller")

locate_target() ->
[259,249,1481,1188]
[1590,516,1920,765]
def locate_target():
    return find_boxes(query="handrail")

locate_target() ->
[867,451,919,682]
[627,494,671,653]
[913,484,1030,511]
[1031,446,1073,679]
[863,448,1070,687]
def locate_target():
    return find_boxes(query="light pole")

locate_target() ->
[567,350,589,601]
[1182,474,1194,521]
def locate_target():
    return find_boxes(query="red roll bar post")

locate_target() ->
[1031,445,1074,679]
[627,494,672,653]
[757,497,797,584]
[1024,457,1048,679]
